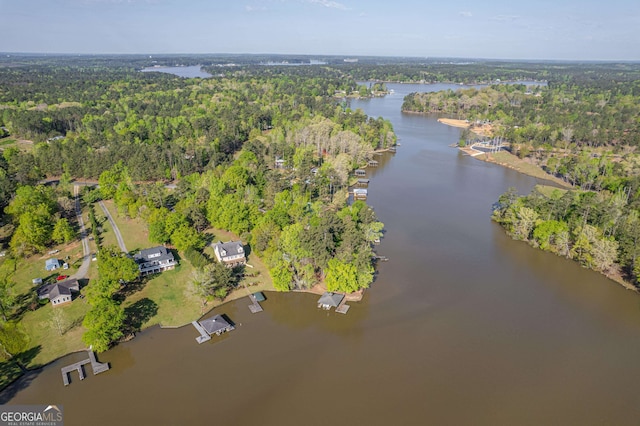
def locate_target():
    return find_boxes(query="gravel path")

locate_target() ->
[70,185,91,280]
[99,201,128,253]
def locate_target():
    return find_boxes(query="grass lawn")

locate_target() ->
[202,226,274,289]
[122,263,201,328]
[19,299,90,367]
[535,184,569,198]
[101,200,151,253]
[2,241,85,304]
[93,205,118,250]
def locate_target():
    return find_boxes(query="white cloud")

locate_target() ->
[307,0,349,10]
[459,11,472,18]
[245,4,268,12]
[491,15,521,22]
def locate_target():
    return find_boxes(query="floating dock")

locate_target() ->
[61,350,109,386]
[335,302,351,314]
[192,321,211,344]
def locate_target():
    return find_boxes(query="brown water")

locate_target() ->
[5,83,640,425]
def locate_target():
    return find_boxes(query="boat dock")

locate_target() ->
[248,293,263,314]
[335,301,351,314]
[373,255,389,262]
[61,350,109,386]
[192,321,211,344]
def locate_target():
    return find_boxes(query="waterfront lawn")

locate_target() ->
[202,227,274,289]
[122,262,201,328]
[486,151,571,188]
[20,299,90,367]
[534,184,568,198]
[101,200,151,253]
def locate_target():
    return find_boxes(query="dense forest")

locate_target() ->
[0,56,398,358]
[400,62,640,286]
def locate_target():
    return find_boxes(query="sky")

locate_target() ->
[1,0,640,60]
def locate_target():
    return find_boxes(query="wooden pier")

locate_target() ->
[192,321,211,344]
[335,301,351,314]
[247,293,263,314]
[61,350,109,386]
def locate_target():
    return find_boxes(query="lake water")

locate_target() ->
[4,83,640,425]
[140,65,212,78]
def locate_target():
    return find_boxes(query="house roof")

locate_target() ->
[213,241,244,260]
[37,279,80,300]
[199,315,232,335]
[134,246,174,264]
[317,292,344,308]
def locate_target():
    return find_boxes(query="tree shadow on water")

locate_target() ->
[0,345,42,404]
[123,298,158,334]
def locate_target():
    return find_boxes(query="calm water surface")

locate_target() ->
[4,83,640,425]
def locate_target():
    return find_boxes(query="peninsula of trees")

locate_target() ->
[0,56,394,372]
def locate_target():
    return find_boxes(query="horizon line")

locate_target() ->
[1,52,640,64]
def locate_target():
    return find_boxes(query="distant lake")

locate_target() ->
[140,65,212,78]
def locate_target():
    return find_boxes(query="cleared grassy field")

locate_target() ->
[122,263,201,328]
[534,184,569,198]
[20,299,90,367]
[482,151,572,188]
[101,200,150,253]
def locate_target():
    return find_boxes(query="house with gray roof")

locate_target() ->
[317,292,344,310]
[134,246,177,275]
[37,279,80,307]
[212,241,246,267]
[199,314,234,336]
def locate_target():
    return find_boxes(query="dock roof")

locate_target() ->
[317,292,344,308]
[199,315,232,335]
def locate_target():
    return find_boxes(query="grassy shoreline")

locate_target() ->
[471,150,573,188]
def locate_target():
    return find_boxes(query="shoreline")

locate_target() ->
[0,284,363,393]
[439,119,636,293]
[437,118,471,129]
